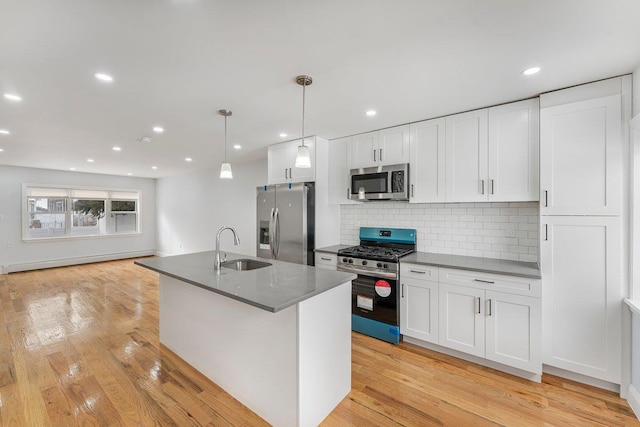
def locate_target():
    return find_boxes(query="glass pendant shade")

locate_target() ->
[295,144,311,168]
[220,162,233,179]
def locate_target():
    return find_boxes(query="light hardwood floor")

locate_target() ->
[0,258,638,426]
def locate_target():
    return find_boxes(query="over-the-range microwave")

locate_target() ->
[349,163,409,201]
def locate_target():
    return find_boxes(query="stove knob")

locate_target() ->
[362,260,368,266]
[348,259,353,264]
[383,264,388,269]
[377,262,382,268]
[342,258,348,263]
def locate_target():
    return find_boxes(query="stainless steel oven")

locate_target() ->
[349,163,409,201]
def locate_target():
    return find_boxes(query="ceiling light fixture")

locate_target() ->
[69,167,76,171]
[294,75,312,168]
[153,126,164,133]
[185,157,193,162]
[366,110,377,117]
[151,166,158,170]
[218,109,233,179]
[94,73,114,82]
[87,158,94,163]
[127,172,132,176]
[522,66,541,76]
[0,129,10,135]
[4,94,22,102]
[233,144,241,150]
[0,148,4,152]
[112,146,122,151]
[280,133,288,138]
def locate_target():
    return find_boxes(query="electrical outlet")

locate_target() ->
[505,225,515,238]
[7,241,14,248]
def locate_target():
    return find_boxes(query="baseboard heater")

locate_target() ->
[2,249,156,274]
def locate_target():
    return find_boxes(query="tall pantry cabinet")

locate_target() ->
[540,76,631,386]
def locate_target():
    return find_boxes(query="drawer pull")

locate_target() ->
[401,283,405,298]
[474,279,495,284]
[320,257,332,261]
[410,269,426,274]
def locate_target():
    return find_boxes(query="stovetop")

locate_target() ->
[337,245,414,263]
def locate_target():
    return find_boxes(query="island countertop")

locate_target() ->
[135,251,356,313]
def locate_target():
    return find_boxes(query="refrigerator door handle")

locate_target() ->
[269,208,276,258]
[274,208,281,258]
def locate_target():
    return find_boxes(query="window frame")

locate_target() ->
[22,184,142,242]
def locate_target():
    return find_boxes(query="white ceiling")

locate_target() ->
[1,0,639,178]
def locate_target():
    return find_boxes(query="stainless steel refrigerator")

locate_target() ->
[256,183,315,265]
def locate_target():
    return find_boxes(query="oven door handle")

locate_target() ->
[337,265,397,280]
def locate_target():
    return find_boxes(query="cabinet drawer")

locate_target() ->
[438,268,541,297]
[400,263,439,281]
[315,253,337,270]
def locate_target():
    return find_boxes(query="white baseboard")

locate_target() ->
[542,365,620,393]
[628,384,640,420]
[155,251,171,257]
[4,249,156,274]
[402,336,542,382]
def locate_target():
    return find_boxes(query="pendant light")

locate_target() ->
[219,109,233,179]
[294,75,312,168]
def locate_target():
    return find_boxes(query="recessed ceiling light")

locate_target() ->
[127,172,132,176]
[69,167,76,171]
[279,133,288,138]
[151,166,158,170]
[87,158,94,163]
[185,157,192,162]
[365,110,377,116]
[522,66,541,76]
[112,146,122,151]
[3,93,22,102]
[0,148,4,152]
[0,129,9,135]
[233,144,241,150]
[153,126,164,133]
[94,73,114,82]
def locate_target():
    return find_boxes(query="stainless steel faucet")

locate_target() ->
[214,226,240,270]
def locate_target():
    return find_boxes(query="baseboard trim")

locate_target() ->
[4,250,156,274]
[155,251,171,257]
[402,336,542,382]
[542,365,620,393]
[628,384,640,420]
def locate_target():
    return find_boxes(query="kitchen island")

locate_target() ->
[136,252,356,427]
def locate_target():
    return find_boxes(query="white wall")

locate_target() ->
[341,201,538,262]
[0,165,156,271]
[156,159,267,257]
[631,63,640,416]
[634,64,640,116]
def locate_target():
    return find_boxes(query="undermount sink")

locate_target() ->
[221,259,272,271]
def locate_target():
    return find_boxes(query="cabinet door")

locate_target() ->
[378,125,410,166]
[400,277,439,343]
[488,99,539,202]
[268,142,296,184]
[289,138,316,183]
[328,137,357,204]
[409,118,446,203]
[438,283,485,357]
[540,95,622,215]
[540,216,622,383]
[445,109,489,202]
[349,131,378,168]
[485,291,541,373]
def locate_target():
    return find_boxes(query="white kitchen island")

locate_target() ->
[136,252,356,427]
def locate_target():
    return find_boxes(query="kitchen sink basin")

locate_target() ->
[221,259,272,271]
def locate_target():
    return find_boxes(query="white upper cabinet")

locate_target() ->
[540,95,622,215]
[409,118,446,203]
[445,109,489,202]
[267,138,316,184]
[488,98,540,202]
[328,136,357,204]
[349,125,410,169]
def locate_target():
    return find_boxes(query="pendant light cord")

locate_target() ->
[224,114,228,162]
[301,80,306,147]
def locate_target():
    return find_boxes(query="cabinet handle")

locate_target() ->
[487,299,492,316]
[320,257,332,261]
[379,148,383,161]
[411,184,414,197]
[474,278,494,284]
[544,190,548,207]
[410,269,426,274]
[373,149,376,162]
[491,179,494,195]
[476,297,481,314]
[401,283,404,298]
[545,224,548,241]
[289,168,292,178]
[347,188,350,199]
[480,180,485,195]
[285,168,288,179]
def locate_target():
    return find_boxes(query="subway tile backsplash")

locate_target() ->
[340,202,539,263]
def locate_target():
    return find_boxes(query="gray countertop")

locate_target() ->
[135,252,356,313]
[314,244,353,254]
[402,252,541,279]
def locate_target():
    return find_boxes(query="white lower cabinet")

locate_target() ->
[401,263,542,375]
[314,253,337,270]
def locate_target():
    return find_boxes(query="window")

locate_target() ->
[23,185,141,240]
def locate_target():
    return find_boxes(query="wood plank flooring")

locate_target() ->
[0,258,637,426]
